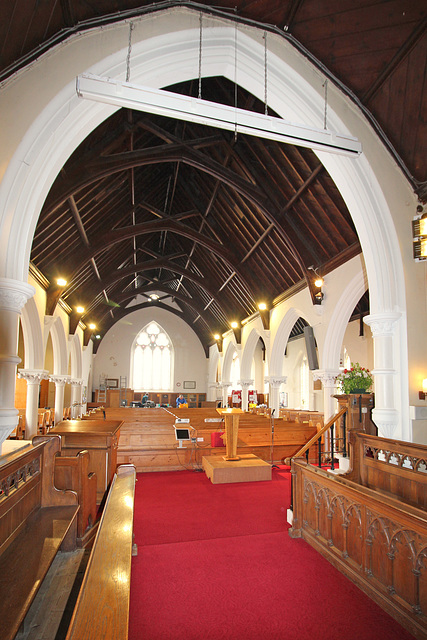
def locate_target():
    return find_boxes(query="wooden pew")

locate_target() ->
[0,436,79,640]
[65,464,136,640]
[54,449,98,546]
[38,408,49,434]
[112,407,320,471]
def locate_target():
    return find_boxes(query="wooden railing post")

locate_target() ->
[330,422,335,471]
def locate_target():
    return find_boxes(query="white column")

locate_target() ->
[312,369,340,422]
[265,377,287,414]
[0,278,35,449]
[364,312,401,438]
[208,383,219,404]
[238,379,254,412]
[219,382,232,408]
[17,369,49,439]
[70,378,84,418]
[50,375,70,424]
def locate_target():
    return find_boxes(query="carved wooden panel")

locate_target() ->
[292,462,427,638]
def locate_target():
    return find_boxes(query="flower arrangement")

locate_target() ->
[335,362,373,394]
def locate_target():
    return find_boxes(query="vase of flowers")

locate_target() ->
[335,362,373,394]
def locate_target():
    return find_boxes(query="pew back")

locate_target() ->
[347,431,427,510]
[54,449,98,543]
[0,437,79,640]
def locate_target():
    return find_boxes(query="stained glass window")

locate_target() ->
[133,322,172,390]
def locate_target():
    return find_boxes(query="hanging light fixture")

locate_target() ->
[76,74,362,157]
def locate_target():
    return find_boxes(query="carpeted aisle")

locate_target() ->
[129,467,415,640]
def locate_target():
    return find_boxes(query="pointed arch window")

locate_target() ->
[132,322,172,391]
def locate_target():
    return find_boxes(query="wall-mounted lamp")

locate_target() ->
[231,321,239,329]
[413,206,427,262]
[56,278,67,287]
[76,306,85,314]
[88,323,96,330]
[214,334,221,340]
[309,266,324,304]
[258,302,267,311]
[419,379,427,400]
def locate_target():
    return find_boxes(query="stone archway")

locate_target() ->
[0,6,411,438]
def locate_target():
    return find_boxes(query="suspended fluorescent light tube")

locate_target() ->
[76,74,362,157]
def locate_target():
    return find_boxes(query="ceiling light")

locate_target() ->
[56,278,67,286]
[76,306,85,314]
[88,323,96,330]
[314,277,324,288]
[95,334,101,339]
[214,334,221,340]
[76,74,362,157]
[258,302,267,311]
[231,322,239,329]
[150,294,160,300]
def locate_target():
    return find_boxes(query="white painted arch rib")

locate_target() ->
[0,6,410,431]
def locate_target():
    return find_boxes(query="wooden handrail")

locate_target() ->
[65,464,136,640]
[284,406,347,465]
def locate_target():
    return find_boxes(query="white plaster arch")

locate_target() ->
[240,327,267,380]
[44,316,68,375]
[222,340,239,384]
[0,8,404,310]
[270,308,311,376]
[68,332,83,379]
[0,7,411,433]
[208,346,221,385]
[20,296,44,370]
[322,270,368,371]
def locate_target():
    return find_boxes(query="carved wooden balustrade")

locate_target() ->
[289,431,427,639]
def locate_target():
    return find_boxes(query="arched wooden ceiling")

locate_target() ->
[2,1,425,353]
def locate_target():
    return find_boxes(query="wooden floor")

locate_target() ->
[16,549,90,640]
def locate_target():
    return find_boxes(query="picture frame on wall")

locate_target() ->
[183,381,196,389]
[106,378,119,389]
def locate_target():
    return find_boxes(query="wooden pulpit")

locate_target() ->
[216,408,244,461]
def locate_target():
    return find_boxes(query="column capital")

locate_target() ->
[18,369,49,384]
[238,379,254,388]
[0,278,35,312]
[70,378,84,387]
[49,374,70,386]
[265,376,287,388]
[312,369,340,386]
[364,312,401,337]
[218,381,232,389]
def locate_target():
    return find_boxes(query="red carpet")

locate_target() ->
[129,467,415,640]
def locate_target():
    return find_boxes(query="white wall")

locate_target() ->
[93,306,208,393]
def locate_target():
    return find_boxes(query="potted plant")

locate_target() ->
[335,362,373,394]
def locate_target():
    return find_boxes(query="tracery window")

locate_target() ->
[132,322,172,390]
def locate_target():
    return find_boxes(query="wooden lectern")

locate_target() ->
[216,408,244,461]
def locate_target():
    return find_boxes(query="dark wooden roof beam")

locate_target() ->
[362,18,427,103]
